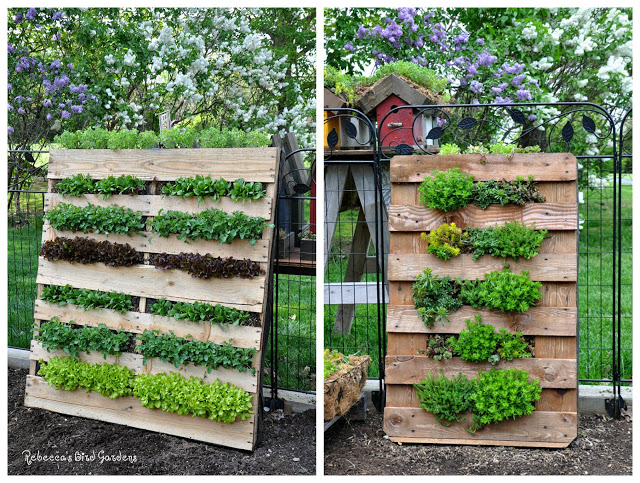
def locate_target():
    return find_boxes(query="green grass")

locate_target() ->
[324,185,633,382]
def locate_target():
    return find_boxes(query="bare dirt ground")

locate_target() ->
[325,410,632,475]
[8,368,316,475]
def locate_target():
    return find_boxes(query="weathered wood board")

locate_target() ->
[25,148,280,451]
[384,153,578,448]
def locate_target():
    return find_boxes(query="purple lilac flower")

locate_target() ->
[498,82,508,90]
[52,11,63,21]
[26,8,37,21]
[436,117,445,127]
[477,50,497,67]
[529,79,539,87]
[453,56,465,67]
[356,25,370,39]
[344,42,355,52]
[58,103,66,108]
[516,88,532,100]
[495,96,513,105]
[381,20,403,43]
[502,62,525,75]
[467,63,478,75]
[8,126,14,135]
[8,104,13,111]
[53,74,69,89]
[473,99,480,105]
[17,107,25,115]
[67,63,73,69]
[372,25,383,37]
[477,38,485,46]
[19,57,30,70]
[46,113,52,120]
[398,8,417,24]
[70,105,83,114]
[470,80,483,93]
[61,110,71,119]
[8,42,15,54]
[528,114,538,121]
[8,83,12,91]
[14,96,23,103]
[414,35,424,47]
[50,59,61,70]
[511,75,525,87]
[78,93,86,102]
[491,86,504,95]
[14,13,23,23]
[453,31,470,45]
[43,99,52,107]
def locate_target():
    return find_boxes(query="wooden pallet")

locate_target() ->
[25,147,280,451]
[384,153,578,448]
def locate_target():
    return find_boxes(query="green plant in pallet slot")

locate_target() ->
[468,368,541,433]
[41,285,134,313]
[132,372,253,423]
[38,356,134,399]
[465,221,547,261]
[458,268,542,313]
[414,371,477,426]
[162,175,230,202]
[107,128,140,150]
[421,222,466,260]
[159,126,197,149]
[136,330,257,374]
[149,298,251,326]
[56,174,97,197]
[228,179,266,202]
[94,175,146,199]
[45,203,145,236]
[471,176,545,209]
[412,268,462,328]
[438,143,462,155]
[36,317,132,359]
[425,335,455,361]
[418,168,474,212]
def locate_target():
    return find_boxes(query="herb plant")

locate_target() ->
[150,298,252,326]
[136,330,257,374]
[414,370,477,426]
[132,371,253,423]
[412,268,462,327]
[41,285,134,313]
[465,221,547,261]
[152,252,263,279]
[458,268,542,313]
[37,317,132,359]
[40,237,142,266]
[45,203,145,236]
[151,208,266,245]
[38,356,134,399]
[471,176,545,209]
[418,168,474,212]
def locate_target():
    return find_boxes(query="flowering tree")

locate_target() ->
[8,7,316,151]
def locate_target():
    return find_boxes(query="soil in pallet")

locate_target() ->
[8,368,315,475]
[325,410,631,475]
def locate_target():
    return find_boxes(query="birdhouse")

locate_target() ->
[324,87,372,150]
[357,74,442,151]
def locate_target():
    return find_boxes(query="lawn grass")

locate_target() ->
[324,185,633,382]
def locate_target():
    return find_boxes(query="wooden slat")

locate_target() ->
[388,253,576,282]
[36,259,265,312]
[390,153,578,182]
[24,375,255,451]
[324,282,389,305]
[30,341,257,392]
[46,225,270,262]
[384,408,577,447]
[385,356,576,389]
[34,300,262,349]
[48,148,278,183]
[389,203,578,231]
[387,305,577,336]
[46,193,273,220]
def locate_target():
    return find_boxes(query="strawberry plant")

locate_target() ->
[136,330,257,374]
[45,203,145,236]
[37,317,132,359]
[150,208,267,245]
[40,237,142,266]
[152,252,263,279]
[149,298,252,326]
[41,285,134,313]
[132,372,253,423]
[38,356,134,399]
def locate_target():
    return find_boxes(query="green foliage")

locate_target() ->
[149,298,252,326]
[76,127,111,149]
[468,368,542,433]
[458,268,542,313]
[55,130,82,149]
[56,174,146,199]
[414,371,477,426]
[45,203,145,236]
[150,208,266,245]
[159,126,197,149]
[38,356,134,399]
[198,127,271,148]
[418,168,475,212]
[55,128,160,150]
[412,268,462,328]
[323,348,351,378]
[461,142,542,155]
[41,285,134,313]
[162,176,266,203]
[40,236,142,267]
[36,317,132,359]
[471,176,545,209]
[424,335,455,361]
[421,222,465,260]
[414,368,542,432]
[438,143,462,155]
[132,371,253,423]
[465,222,547,261]
[136,330,257,374]
[494,328,532,362]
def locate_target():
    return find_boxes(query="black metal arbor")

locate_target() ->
[323,102,631,418]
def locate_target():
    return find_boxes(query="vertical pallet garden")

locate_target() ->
[384,153,578,447]
[24,147,279,451]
